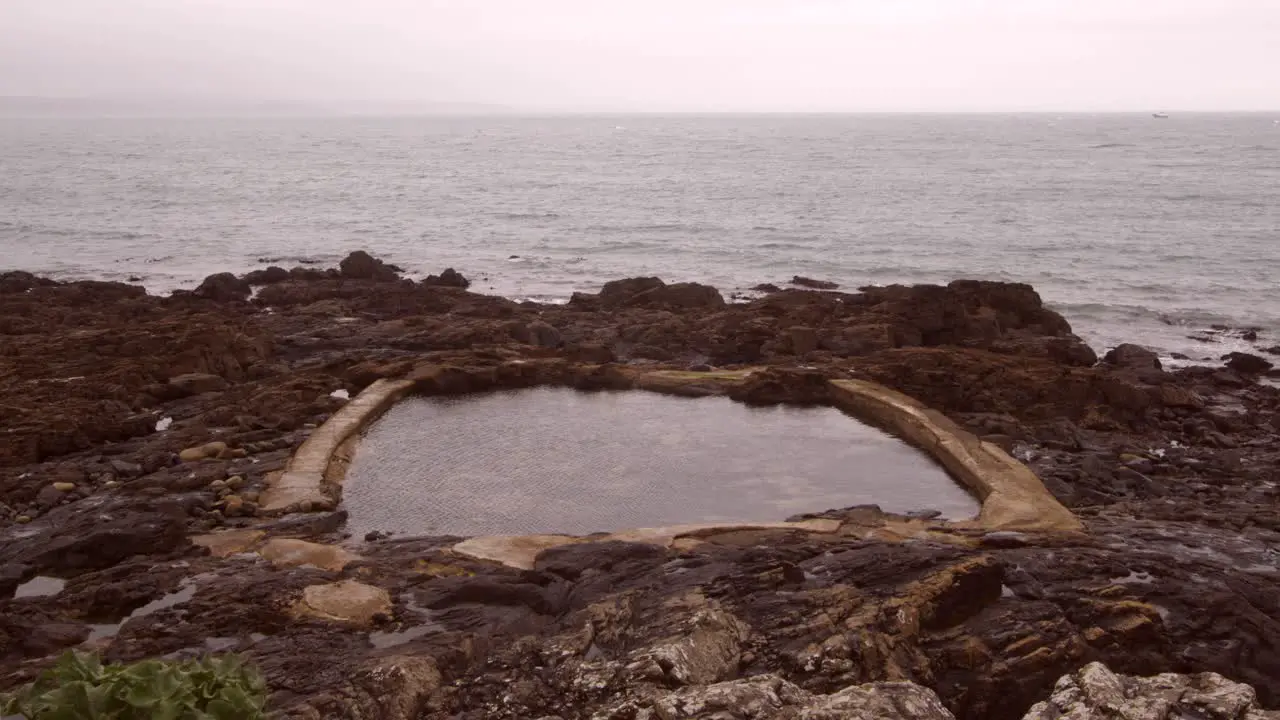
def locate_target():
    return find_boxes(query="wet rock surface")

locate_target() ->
[1,253,1279,719]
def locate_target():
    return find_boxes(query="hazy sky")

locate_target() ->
[3,0,1277,112]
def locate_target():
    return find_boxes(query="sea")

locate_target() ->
[1,114,1277,365]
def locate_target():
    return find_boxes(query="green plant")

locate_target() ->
[0,651,267,720]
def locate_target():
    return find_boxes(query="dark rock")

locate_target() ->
[1222,352,1273,374]
[752,283,782,293]
[0,270,57,294]
[0,499,188,573]
[1044,336,1100,367]
[527,321,562,348]
[1170,352,1190,360]
[244,266,290,285]
[1122,456,1155,474]
[339,250,401,281]
[1263,345,1280,356]
[1103,344,1162,372]
[1080,453,1111,479]
[1243,329,1258,341]
[257,510,349,536]
[597,277,665,306]
[534,540,668,581]
[7,620,90,658]
[729,368,830,406]
[791,276,839,290]
[1216,449,1244,471]
[981,434,1015,452]
[108,459,143,478]
[0,563,27,598]
[422,268,470,289]
[630,282,725,309]
[168,372,229,396]
[818,324,896,356]
[288,266,332,281]
[192,272,251,302]
[592,278,725,310]
[788,326,819,355]
[631,344,674,361]
[564,343,616,364]
[34,484,65,510]
[1115,467,1159,494]
[1206,430,1238,449]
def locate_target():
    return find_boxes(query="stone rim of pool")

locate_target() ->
[257,365,1081,564]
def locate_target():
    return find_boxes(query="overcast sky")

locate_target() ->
[2,0,1277,112]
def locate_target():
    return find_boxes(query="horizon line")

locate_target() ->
[3,109,1279,118]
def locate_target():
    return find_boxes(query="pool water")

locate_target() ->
[342,388,978,538]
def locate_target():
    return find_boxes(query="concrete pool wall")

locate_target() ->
[258,362,1082,568]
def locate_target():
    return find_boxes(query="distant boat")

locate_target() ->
[1152,112,1170,119]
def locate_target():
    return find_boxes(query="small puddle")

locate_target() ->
[370,625,437,649]
[204,637,240,652]
[369,597,443,649]
[1109,571,1155,585]
[13,576,66,599]
[86,574,205,641]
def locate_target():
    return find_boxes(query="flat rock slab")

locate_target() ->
[191,529,266,557]
[452,534,578,571]
[258,470,327,514]
[259,538,358,571]
[258,535,360,568]
[452,520,845,570]
[295,579,391,625]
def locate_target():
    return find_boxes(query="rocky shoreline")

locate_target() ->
[2,251,1279,719]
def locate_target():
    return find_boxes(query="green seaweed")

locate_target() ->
[0,651,267,720]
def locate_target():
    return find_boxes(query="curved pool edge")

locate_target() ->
[256,363,1082,569]
[258,377,416,514]
[827,379,1081,533]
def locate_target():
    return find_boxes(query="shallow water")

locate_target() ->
[13,576,66,599]
[87,575,203,641]
[342,388,979,537]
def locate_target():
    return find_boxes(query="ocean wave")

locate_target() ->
[254,255,330,265]
[1090,143,1135,149]
[756,241,812,250]
[1049,301,1265,330]
[583,223,707,234]
[0,224,158,241]
[511,296,569,305]
[555,240,661,254]
[493,212,561,221]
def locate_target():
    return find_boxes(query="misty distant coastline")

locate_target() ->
[3,98,1277,118]
[0,96,516,118]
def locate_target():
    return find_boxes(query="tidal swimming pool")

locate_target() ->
[342,388,979,538]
